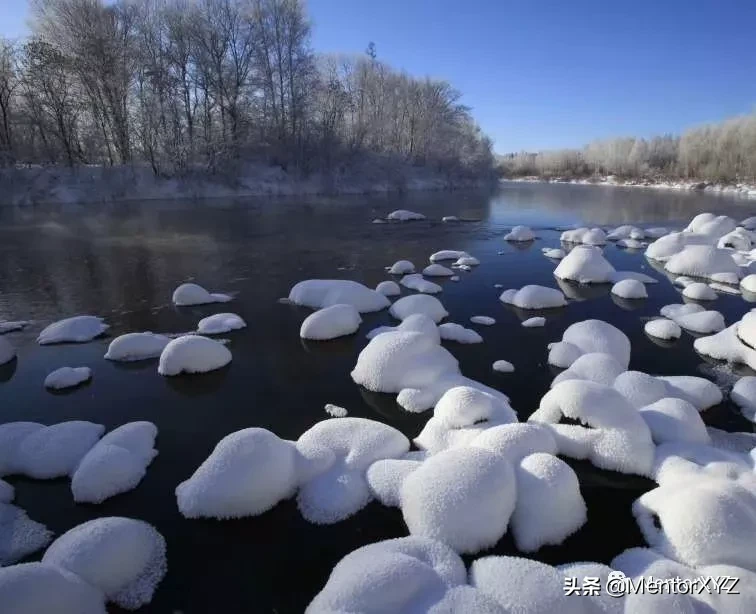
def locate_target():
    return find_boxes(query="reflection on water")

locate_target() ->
[0,184,755,612]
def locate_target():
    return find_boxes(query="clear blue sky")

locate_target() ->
[3,0,756,153]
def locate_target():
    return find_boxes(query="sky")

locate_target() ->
[3,0,756,153]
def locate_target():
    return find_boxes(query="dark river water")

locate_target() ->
[2,182,756,613]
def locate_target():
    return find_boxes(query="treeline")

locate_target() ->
[500,112,756,183]
[0,0,494,179]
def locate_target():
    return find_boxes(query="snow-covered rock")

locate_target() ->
[504,225,535,242]
[388,260,415,275]
[645,231,712,262]
[157,335,231,375]
[438,323,483,344]
[741,274,756,293]
[664,245,741,283]
[731,376,756,422]
[388,209,425,221]
[390,294,448,323]
[300,304,362,340]
[695,323,756,371]
[607,225,643,241]
[197,313,246,335]
[0,478,12,503]
[522,317,546,327]
[611,279,647,299]
[644,318,681,340]
[492,360,514,373]
[366,313,441,342]
[0,321,27,335]
[718,227,755,251]
[71,422,158,504]
[423,264,455,277]
[681,282,717,301]
[551,352,626,388]
[42,517,167,610]
[553,245,615,283]
[470,424,557,465]
[375,280,401,296]
[324,404,348,418]
[470,316,495,325]
[104,333,170,362]
[0,422,44,476]
[400,273,443,294]
[665,305,725,334]
[0,503,53,565]
[44,367,91,390]
[430,250,468,262]
[288,280,389,313]
[547,319,631,369]
[0,337,15,365]
[442,216,459,222]
[638,398,710,445]
[499,285,567,309]
[454,255,480,267]
[172,282,231,306]
[542,247,565,259]
[560,227,607,245]
[37,316,108,345]
[684,212,737,238]
[617,238,645,249]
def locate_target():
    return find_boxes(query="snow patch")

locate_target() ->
[172,282,231,306]
[504,225,535,242]
[37,316,108,345]
[500,285,566,309]
[157,335,231,375]
[288,279,389,313]
[197,313,246,335]
[300,304,362,340]
[44,367,91,390]
[104,333,170,362]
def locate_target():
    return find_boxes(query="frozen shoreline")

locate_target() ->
[503,176,756,199]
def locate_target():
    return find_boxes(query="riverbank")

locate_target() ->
[0,159,494,206]
[503,176,756,199]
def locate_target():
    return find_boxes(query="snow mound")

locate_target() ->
[388,260,415,274]
[388,209,425,221]
[560,227,607,245]
[738,311,756,348]
[172,282,231,306]
[684,212,737,238]
[553,245,615,283]
[542,247,565,259]
[438,323,483,344]
[430,250,468,262]
[547,319,631,369]
[471,423,558,464]
[645,231,712,262]
[656,375,723,410]
[504,225,535,242]
[676,310,725,334]
[0,321,28,335]
[197,313,246,335]
[638,398,710,445]
[608,270,657,284]
[695,323,756,371]
[427,586,507,613]
[442,216,459,222]
[492,360,514,373]
[551,352,626,388]
[414,386,518,454]
[718,227,755,251]
[682,282,719,302]
[295,418,409,524]
[401,447,516,553]
[611,279,647,299]
[470,316,495,325]
[366,313,441,343]
[306,536,466,613]
[390,294,448,322]
[0,502,53,565]
[42,517,167,610]
[0,423,44,476]
[71,422,158,504]
[510,453,587,552]
[644,318,681,340]
[454,255,479,266]
[664,245,741,282]
[37,316,108,345]
[499,285,566,309]
[158,335,231,375]
[742,216,756,230]
[0,337,15,365]
[401,273,443,294]
[710,281,740,295]
[375,280,401,296]
[607,225,643,241]
[521,317,545,328]
[0,479,12,503]
[13,421,105,479]
[0,563,107,614]
[324,404,348,418]
[366,459,421,507]
[288,279,389,313]
[104,333,170,361]
[423,264,455,277]
[529,380,654,476]
[731,376,756,422]
[471,556,582,614]
[741,274,756,293]
[44,366,91,390]
[300,304,362,340]
[617,238,645,249]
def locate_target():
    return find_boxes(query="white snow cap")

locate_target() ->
[499,285,567,309]
[375,280,401,296]
[644,318,681,340]
[470,316,495,325]
[560,227,607,245]
[43,366,91,390]
[0,422,44,476]
[390,294,448,323]
[607,225,643,241]
[731,376,756,422]
[521,317,545,328]
[611,279,647,299]
[682,282,717,301]
[300,304,362,340]
[510,453,587,552]
[0,478,12,503]
[401,273,443,294]
[551,352,626,388]
[547,319,631,369]
[71,422,158,504]
[645,231,712,262]
[553,245,615,283]
[0,502,53,565]
[442,215,459,222]
[306,536,466,613]
[660,303,725,334]
[197,312,246,335]
[529,380,655,476]
[366,458,422,507]
[172,282,231,306]
[104,333,170,361]
[430,250,469,262]
[695,321,756,372]
[423,264,455,277]
[388,209,426,221]
[454,255,480,266]
[0,563,107,614]
[664,245,741,282]
[42,517,167,610]
[504,225,535,241]
[617,237,645,249]
[438,323,483,344]
[741,274,756,293]
[388,260,415,274]
[288,279,390,313]
[324,404,348,418]
[684,212,738,238]
[471,423,558,465]
[158,335,231,375]
[0,336,15,365]
[37,316,108,345]
[492,360,514,373]
[366,313,441,343]
[401,447,517,553]
[638,398,710,445]
[613,370,722,411]
[542,247,565,259]
[0,321,27,334]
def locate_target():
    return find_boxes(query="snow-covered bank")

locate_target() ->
[1,161,495,206]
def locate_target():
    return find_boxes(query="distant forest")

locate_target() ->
[500,111,756,184]
[0,0,494,179]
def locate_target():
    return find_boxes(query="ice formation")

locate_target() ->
[288,280,390,312]
[300,304,362,340]
[158,335,231,375]
[37,316,109,345]
[503,225,535,242]
[44,367,92,390]
[499,285,566,309]
[197,312,246,335]
[172,282,231,306]
[104,333,170,361]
